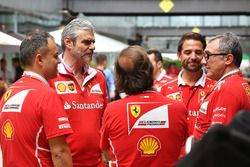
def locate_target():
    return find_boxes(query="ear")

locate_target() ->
[225,53,234,65]
[64,37,72,49]
[156,60,163,69]
[35,53,44,66]
[177,52,182,61]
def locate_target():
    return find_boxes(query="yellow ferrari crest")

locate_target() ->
[3,89,12,101]
[130,105,141,118]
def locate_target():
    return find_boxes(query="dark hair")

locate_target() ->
[12,57,20,64]
[177,32,206,52]
[115,45,154,95]
[209,32,242,67]
[0,58,6,64]
[95,54,107,65]
[147,48,163,62]
[20,32,53,67]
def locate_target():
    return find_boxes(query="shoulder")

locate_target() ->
[90,67,105,77]
[161,78,178,89]
[205,77,215,84]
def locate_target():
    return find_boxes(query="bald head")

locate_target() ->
[115,45,154,95]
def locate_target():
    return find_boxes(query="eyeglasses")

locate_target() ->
[204,51,228,61]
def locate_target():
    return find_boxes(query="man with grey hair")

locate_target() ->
[49,18,108,166]
[193,32,250,141]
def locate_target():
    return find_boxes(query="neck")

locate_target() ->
[23,70,49,85]
[181,69,203,86]
[25,66,45,79]
[219,66,239,81]
[63,52,84,76]
[154,69,163,80]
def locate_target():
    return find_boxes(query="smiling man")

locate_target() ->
[49,18,108,167]
[161,32,214,137]
[194,32,250,141]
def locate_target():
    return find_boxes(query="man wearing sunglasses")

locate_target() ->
[194,32,250,141]
[49,18,108,167]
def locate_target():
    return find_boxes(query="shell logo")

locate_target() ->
[57,83,66,92]
[137,135,161,156]
[2,120,14,140]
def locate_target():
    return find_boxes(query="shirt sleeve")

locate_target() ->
[210,88,240,125]
[40,91,72,139]
[100,105,111,150]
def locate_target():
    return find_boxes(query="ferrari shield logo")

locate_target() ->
[130,105,141,118]
[4,89,12,101]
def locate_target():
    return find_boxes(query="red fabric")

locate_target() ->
[166,67,180,77]
[100,91,188,167]
[153,72,173,92]
[160,77,214,136]
[0,76,72,167]
[49,64,108,167]
[194,74,250,140]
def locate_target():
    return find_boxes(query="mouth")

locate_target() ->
[82,52,93,57]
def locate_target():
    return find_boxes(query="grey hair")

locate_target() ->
[61,18,95,50]
[208,32,242,67]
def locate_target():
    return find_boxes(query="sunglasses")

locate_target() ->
[204,51,228,61]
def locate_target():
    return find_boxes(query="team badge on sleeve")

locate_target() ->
[137,135,161,156]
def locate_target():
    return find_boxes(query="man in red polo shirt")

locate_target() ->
[100,46,188,167]
[49,18,108,167]
[194,32,250,141]
[0,32,72,167]
[161,32,214,136]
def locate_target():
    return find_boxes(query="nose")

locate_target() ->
[89,42,95,50]
[201,56,207,65]
[190,52,197,59]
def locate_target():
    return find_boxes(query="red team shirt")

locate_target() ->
[49,58,108,167]
[161,70,214,136]
[100,91,187,167]
[0,71,72,167]
[194,70,250,140]
[153,70,173,92]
